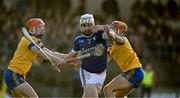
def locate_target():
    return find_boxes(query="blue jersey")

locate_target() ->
[73,31,107,73]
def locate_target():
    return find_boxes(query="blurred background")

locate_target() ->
[0,0,179,97]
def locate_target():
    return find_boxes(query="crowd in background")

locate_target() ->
[0,0,179,96]
[129,0,179,87]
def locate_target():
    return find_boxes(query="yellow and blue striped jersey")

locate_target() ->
[8,35,43,76]
[108,36,141,72]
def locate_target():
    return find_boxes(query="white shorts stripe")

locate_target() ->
[81,68,86,85]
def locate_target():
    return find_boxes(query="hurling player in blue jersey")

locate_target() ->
[64,14,118,98]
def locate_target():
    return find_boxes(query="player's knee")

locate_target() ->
[83,85,98,97]
[115,90,126,97]
[10,89,23,97]
[103,84,112,93]
[103,85,108,92]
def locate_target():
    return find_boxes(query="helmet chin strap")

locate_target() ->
[28,30,34,35]
[118,29,125,36]
[117,29,120,36]
[33,26,36,34]
[28,26,35,34]
[28,26,43,38]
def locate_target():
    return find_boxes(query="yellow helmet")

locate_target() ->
[110,21,128,35]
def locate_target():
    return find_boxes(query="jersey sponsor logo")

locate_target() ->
[93,36,96,41]
[87,39,91,44]
[79,40,85,43]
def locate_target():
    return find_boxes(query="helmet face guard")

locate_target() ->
[79,14,95,36]
[110,21,128,36]
[80,14,95,25]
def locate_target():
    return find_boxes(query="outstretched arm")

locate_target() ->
[89,24,124,44]
[43,47,67,59]
[30,46,64,65]
[64,51,78,63]
[63,51,81,67]
[30,46,63,72]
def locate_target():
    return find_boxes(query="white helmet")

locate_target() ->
[80,14,95,25]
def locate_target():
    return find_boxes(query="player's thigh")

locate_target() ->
[4,69,26,97]
[114,87,135,97]
[83,84,98,97]
[10,89,24,97]
[105,74,133,91]
[14,82,38,97]
[122,67,144,88]
[80,68,106,93]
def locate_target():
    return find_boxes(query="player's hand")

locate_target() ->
[50,61,60,72]
[104,24,110,33]
[70,62,81,68]
[52,64,60,71]
[64,56,80,64]
[51,57,62,64]
[51,57,64,71]
[64,56,81,68]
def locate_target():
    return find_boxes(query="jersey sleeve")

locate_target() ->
[96,31,104,39]
[19,37,31,48]
[72,38,80,52]
[28,43,35,49]
[27,36,37,49]
[27,36,44,49]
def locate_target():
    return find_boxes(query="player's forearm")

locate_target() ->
[31,46,63,64]
[106,31,124,44]
[114,35,124,44]
[31,46,49,60]
[42,48,64,63]
[43,47,54,55]
[95,25,105,31]
[52,52,67,59]
[64,51,78,64]
[49,54,64,65]
[43,47,67,59]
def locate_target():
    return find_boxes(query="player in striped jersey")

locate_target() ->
[3,18,64,97]
[103,21,144,98]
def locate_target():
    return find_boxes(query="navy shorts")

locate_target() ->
[4,69,25,90]
[121,67,144,88]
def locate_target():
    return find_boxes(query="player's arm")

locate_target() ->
[43,47,67,59]
[107,52,112,62]
[107,47,113,62]
[30,45,64,65]
[42,47,65,64]
[89,25,105,33]
[64,37,83,66]
[52,52,67,59]
[91,24,123,44]
[63,50,81,68]
[102,25,124,45]
[64,50,78,63]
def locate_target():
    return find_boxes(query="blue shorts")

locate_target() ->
[4,69,25,90]
[121,67,144,88]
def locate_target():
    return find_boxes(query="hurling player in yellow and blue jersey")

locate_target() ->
[3,18,64,97]
[103,21,144,98]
